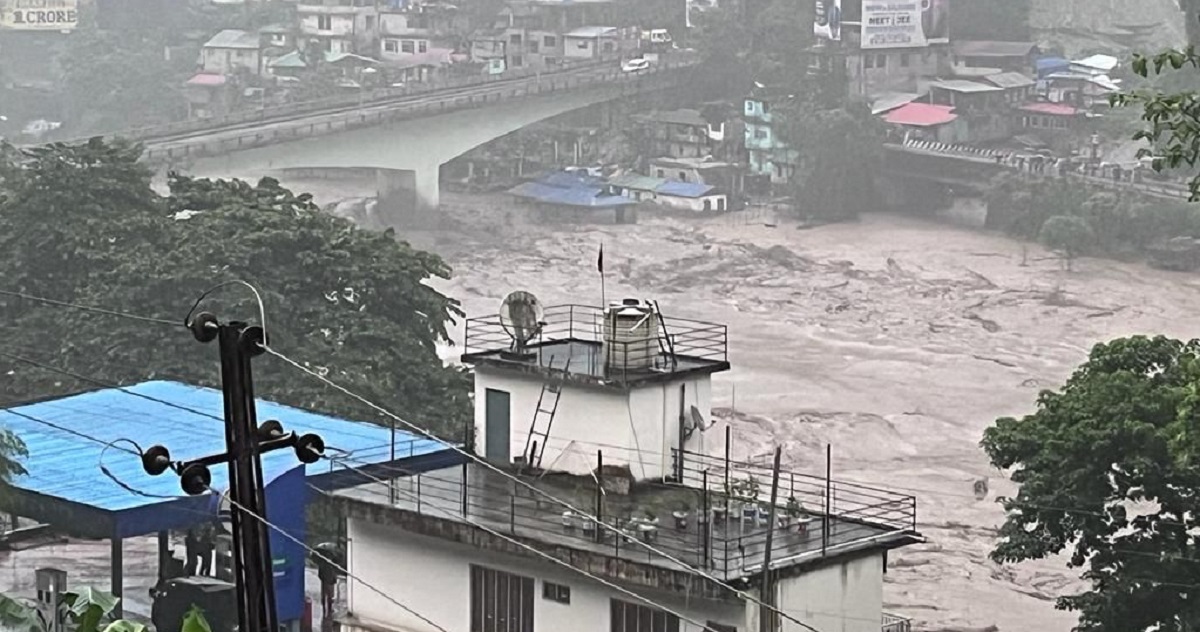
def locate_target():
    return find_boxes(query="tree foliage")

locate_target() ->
[1111,47,1200,200]
[0,138,470,438]
[984,173,1200,258]
[1038,215,1094,269]
[0,587,204,632]
[775,102,885,221]
[981,335,1200,632]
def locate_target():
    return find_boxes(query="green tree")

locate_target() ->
[0,588,210,632]
[776,102,884,221]
[0,139,470,437]
[57,28,188,136]
[1112,47,1200,200]
[981,335,1200,632]
[1039,214,1094,269]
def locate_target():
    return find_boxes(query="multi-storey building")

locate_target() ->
[327,296,923,632]
[297,0,379,55]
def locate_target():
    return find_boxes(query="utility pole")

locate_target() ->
[758,447,782,632]
[142,313,325,632]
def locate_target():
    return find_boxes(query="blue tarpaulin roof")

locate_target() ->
[656,181,716,198]
[0,381,458,537]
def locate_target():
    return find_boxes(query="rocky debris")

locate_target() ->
[1148,237,1200,272]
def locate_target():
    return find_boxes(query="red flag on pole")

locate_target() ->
[597,243,604,274]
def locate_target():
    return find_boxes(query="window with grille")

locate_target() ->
[610,599,680,632]
[470,565,534,632]
[542,581,570,604]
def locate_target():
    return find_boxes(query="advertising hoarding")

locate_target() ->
[814,0,842,41]
[0,0,78,30]
[861,0,949,49]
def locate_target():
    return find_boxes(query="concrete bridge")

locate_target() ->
[882,139,1192,202]
[123,58,698,221]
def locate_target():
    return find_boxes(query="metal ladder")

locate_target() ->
[653,300,678,369]
[523,355,571,470]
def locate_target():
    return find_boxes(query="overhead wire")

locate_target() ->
[7,291,1200,601]
[262,344,826,632]
[0,288,182,327]
[217,490,451,632]
[317,478,723,632]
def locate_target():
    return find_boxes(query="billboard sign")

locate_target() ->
[814,0,842,41]
[861,0,949,49]
[0,0,78,30]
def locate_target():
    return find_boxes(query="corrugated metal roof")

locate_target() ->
[609,174,667,191]
[884,103,958,127]
[983,72,1036,89]
[565,26,618,38]
[1019,102,1080,116]
[0,381,445,514]
[204,29,260,50]
[870,92,921,115]
[656,181,715,198]
[509,181,635,208]
[932,79,1004,93]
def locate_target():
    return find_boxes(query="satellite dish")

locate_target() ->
[499,291,545,356]
[682,405,711,440]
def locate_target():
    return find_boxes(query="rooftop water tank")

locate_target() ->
[602,298,660,372]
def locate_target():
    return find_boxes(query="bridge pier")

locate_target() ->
[375,167,441,229]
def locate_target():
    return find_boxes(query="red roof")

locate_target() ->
[186,73,227,87]
[883,103,958,127]
[1019,102,1079,116]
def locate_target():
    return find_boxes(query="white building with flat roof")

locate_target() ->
[329,295,922,632]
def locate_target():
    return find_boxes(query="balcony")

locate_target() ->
[881,613,912,632]
[462,304,730,387]
[333,443,921,585]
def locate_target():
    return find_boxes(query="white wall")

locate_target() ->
[774,554,885,632]
[300,12,356,37]
[345,521,744,632]
[657,193,727,213]
[201,47,260,75]
[473,368,714,480]
[564,36,596,59]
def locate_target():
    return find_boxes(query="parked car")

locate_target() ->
[621,58,651,73]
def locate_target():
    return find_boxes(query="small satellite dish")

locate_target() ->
[499,290,545,357]
[682,405,711,440]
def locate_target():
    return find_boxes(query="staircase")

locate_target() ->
[522,356,571,469]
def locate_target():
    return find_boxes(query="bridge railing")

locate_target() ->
[51,53,695,147]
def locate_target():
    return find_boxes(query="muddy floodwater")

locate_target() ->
[420,190,1200,631]
[10,178,1200,631]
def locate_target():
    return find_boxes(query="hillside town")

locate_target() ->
[2,1,1200,632]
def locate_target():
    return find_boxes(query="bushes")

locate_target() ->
[984,174,1200,262]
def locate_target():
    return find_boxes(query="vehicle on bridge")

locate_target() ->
[622,57,651,73]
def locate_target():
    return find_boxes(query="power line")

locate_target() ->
[307,469,726,632]
[0,288,181,327]
[263,344,825,632]
[0,347,226,424]
[219,490,451,632]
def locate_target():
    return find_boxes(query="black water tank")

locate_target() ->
[151,577,237,632]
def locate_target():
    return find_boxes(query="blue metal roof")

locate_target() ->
[656,181,716,198]
[509,181,636,208]
[0,381,451,529]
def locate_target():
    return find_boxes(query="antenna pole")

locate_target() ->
[598,243,606,308]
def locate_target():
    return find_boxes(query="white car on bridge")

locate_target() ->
[621,58,651,73]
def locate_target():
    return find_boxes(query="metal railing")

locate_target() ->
[463,304,728,376]
[51,53,697,148]
[671,449,918,533]
[330,440,917,581]
[881,613,912,632]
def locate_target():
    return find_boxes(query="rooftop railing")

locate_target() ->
[463,303,728,375]
[330,439,917,581]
